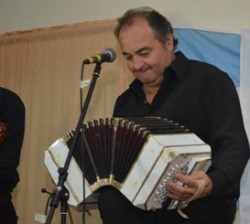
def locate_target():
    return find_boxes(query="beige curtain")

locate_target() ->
[0,19,133,224]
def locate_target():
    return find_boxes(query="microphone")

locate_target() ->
[83,48,116,64]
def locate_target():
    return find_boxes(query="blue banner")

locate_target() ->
[174,28,240,87]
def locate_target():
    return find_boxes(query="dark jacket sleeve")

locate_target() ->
[0,88,25,193]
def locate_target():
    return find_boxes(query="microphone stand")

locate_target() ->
[45,63,102,224]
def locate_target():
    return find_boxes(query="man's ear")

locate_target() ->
[165,34,174,51]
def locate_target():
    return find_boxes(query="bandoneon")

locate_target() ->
[44,117,211,210]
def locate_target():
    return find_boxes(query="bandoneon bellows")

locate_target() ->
[44,117,211,210]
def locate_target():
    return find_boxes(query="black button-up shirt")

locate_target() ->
[113,52,250,198]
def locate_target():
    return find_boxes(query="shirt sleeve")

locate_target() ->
[203,71,250,197]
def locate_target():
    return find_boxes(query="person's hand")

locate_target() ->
[0,122,7,144]
[166,170,212,202]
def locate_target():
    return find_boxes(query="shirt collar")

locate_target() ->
[166,51,189,81]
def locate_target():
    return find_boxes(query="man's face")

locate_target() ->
[118,18,175,87]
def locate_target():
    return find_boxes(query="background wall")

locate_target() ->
[1,0,250,34]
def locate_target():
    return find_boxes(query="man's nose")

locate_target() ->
[131,56,144,70]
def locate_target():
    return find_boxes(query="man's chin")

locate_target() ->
[136,74,154,83]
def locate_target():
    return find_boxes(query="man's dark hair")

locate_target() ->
[114,7,178,48]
